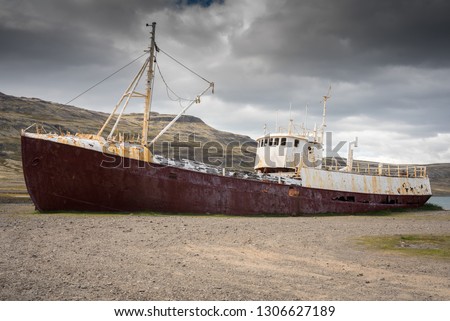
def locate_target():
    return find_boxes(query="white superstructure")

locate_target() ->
[253,90,431,197]
[255,131,323,172]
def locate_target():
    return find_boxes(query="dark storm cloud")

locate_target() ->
[231,0,450,79]
[0,0,448,162]
[0,0,170,69]
[188,0,450,145]
[175,0,224,8]
[0,26,120,68]
[0,0,227,77]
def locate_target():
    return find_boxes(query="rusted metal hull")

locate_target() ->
[21,135,431,215]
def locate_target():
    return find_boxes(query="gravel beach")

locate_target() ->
[0,203,449,301]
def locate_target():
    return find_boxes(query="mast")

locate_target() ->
[97,21,212,155]
[320,85,331,143]
[288,103,293,135]
[142,22,157,146]
[142,22,214,148]
[275,110,279,133]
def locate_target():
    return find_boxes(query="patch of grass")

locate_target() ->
[422,203,445,211]
[358,234,450,259]
[310,203,445,217]
[0,194,32,204]
[32,209,290,218]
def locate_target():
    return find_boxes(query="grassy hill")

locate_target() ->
[0,92,255,168]
[426,163,450,195]
[0,92,449,201]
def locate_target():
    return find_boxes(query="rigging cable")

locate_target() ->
[63,52,148,106]
[155,60,194,103]
[157,47,212,84]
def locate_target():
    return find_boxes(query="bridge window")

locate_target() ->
[280,138,286,146]
[264,138,268,146]
[274,138,279,146]
[269,138,273,146]
[294,139,299,147]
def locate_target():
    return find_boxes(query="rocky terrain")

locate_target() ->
[0,204,448,300]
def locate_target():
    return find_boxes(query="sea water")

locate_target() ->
[427,196,450,210]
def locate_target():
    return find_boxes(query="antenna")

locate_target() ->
[276,109,279,133]
[305,104,308,132]
[288,103,293,134]
[320,85,331,143]
[321,85,331,127]
[289,102,293,120]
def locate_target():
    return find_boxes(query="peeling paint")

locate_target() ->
[300,167,431,196]
[21,130,432,215]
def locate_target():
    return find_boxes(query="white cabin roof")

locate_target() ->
[256,132,321,144]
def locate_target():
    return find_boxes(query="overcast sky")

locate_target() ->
[1,0,449,164]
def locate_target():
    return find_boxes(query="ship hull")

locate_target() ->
[21,135,431,215]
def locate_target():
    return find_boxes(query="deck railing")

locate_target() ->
[323,159,427,178]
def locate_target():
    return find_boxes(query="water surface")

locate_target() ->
[427,196,450,210]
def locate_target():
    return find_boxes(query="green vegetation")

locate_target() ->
[305,203,444,217]
[427,163,450,195]
[421,203,444,211]
[0,159,30,204]
[364,203,444,214]
[358,234,450,259]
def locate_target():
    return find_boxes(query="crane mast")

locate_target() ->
[142,22,157,146]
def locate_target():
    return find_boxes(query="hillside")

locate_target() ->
[426,163,450,195]
[0,92,255,168]
[0,92,449,199]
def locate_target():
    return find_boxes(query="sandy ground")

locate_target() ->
[0,203,449,301]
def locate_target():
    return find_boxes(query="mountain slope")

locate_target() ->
[0,92,449,197]
[0,92,256,169]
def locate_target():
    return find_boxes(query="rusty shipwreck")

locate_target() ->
[21,23,432,214]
